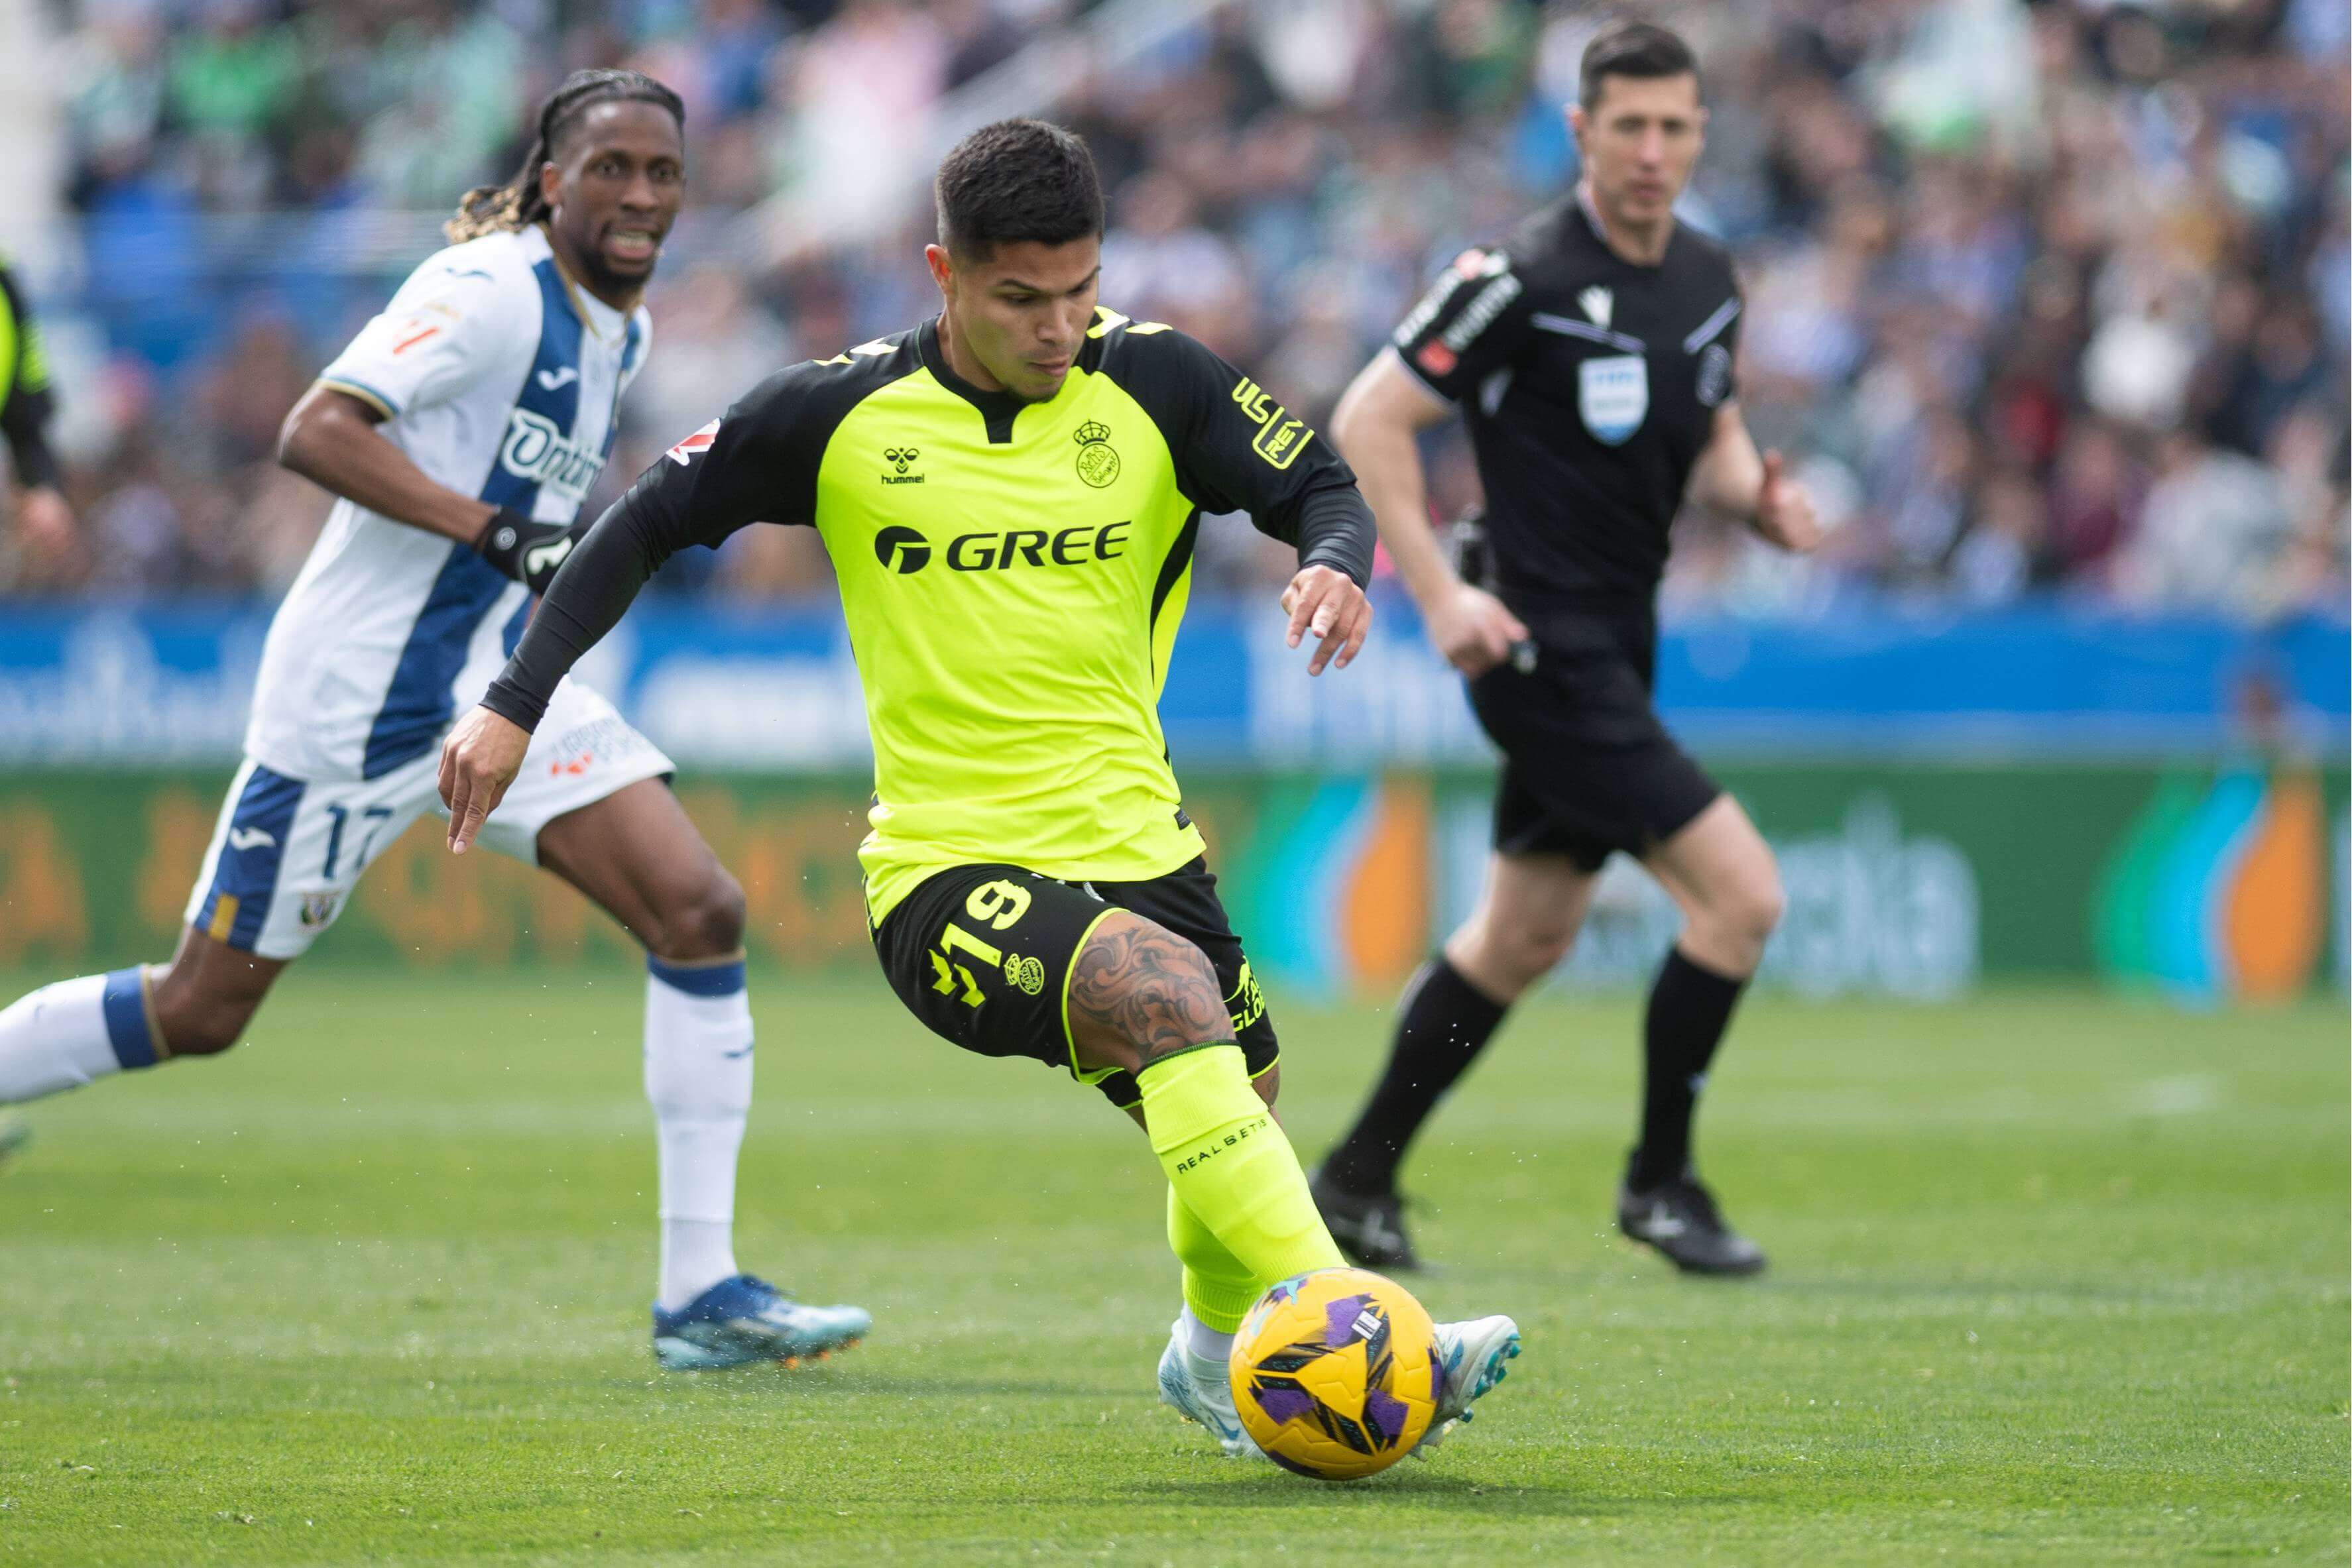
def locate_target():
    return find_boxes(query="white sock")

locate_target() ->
[1181,1302,1236,1367]
[645,956,753,1312]
[0,969,159,1103]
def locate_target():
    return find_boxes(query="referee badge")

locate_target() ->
[1578,354,1648,445]
[1696,343,1732,408]
[1074,421,1120,488]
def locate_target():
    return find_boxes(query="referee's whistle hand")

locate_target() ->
[1427,581,1531,679]
[1281,565,1373,676]
[439,706,528,855]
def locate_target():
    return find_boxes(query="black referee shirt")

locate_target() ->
[1393,191,1741,632]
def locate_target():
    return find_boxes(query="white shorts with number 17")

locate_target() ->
[182,680,672,960]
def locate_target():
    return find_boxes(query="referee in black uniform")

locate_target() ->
[1310,21,1820,1276]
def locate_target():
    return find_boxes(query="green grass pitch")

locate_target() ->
[0,969,2342,1564]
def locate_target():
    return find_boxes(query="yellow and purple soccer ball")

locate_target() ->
[1228,1266,1439,1479]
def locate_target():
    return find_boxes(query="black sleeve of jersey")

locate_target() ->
[1390,248,1535,405]
[1117,327,1374,586]
[0,266,60,488]
[481,363,837,733]
[479,494,666,732]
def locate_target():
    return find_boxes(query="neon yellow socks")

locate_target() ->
[1139,1044,1342,1331]
[1167,1186,1260,1332]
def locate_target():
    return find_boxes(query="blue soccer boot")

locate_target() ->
[652,1274,870,1371]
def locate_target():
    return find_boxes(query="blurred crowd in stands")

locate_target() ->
[6,0,2346,620]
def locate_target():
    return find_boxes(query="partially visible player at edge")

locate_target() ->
[0,252,74,1166]
[1311,22,1822,1276]
[0,254,73,560]
[0,70,870,1369]
[0,253,74,1168]
[440,119,1523,1458]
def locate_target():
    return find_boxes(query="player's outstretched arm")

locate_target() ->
[440,365,826,851]
[440,485,677,852]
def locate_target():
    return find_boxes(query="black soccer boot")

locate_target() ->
[1310,1167,1427,1272]
[1617,1163,1767,1277]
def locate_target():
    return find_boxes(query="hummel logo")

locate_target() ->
[227,826,276,852]
[1579,286,1614,329]
[536,366,580,391]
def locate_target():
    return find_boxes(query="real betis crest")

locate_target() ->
[1074,420,1120,487]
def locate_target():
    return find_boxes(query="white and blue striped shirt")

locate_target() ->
[246,225,650,781]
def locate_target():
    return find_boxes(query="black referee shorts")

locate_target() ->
[1466,618,1722,873]
[870,856,1277,1111]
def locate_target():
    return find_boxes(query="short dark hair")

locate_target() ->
[934,119,1104,261]
[1578,20,1700,111]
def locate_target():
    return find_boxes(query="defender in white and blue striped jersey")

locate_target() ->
[247,219,645,793]
[210,219,662,933]
[0,70,869,1372]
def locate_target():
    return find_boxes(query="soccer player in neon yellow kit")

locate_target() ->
[440,119,1525,1457]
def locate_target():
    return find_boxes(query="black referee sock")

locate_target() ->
[1629,947,1747,1191]
[1321,956,1508,1196]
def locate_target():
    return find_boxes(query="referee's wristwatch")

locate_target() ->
[473,508,582,594]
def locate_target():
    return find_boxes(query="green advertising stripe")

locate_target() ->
[1718,763,2180,980]
[0,765,2342,991]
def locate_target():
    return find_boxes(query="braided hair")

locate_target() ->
[446,69,685,244]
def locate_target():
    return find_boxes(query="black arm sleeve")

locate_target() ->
[1112,325,1376,586]
[480,362,835,732]
[0,266,60,488]
[1292,484,1376,587]
[479,494,677,732]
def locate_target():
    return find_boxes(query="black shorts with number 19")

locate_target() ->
[871,856,1275,1111]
